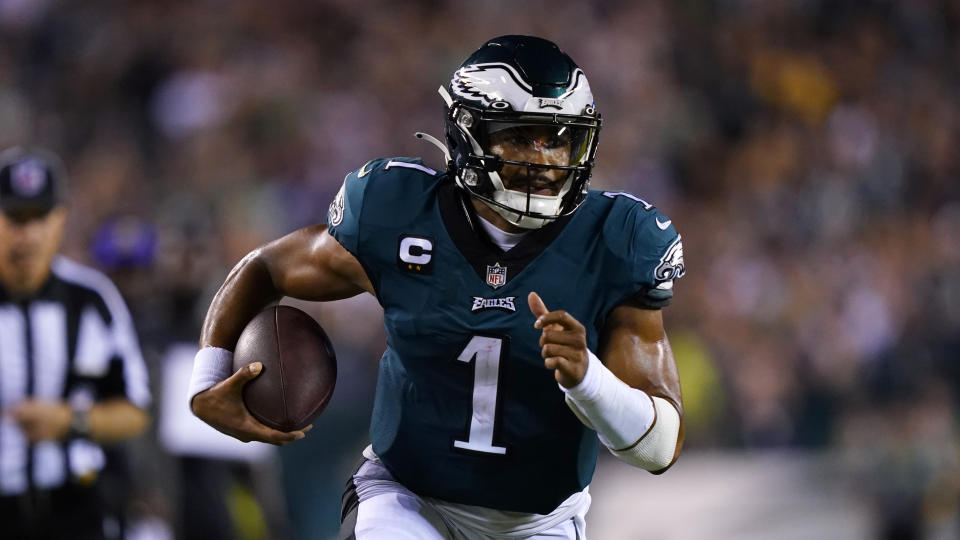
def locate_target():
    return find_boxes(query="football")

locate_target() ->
[232,305,337,432]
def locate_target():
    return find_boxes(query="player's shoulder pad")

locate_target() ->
[327,157,441,252]
[590,190,686,307]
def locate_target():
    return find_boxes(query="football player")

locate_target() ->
[190,35,685,539]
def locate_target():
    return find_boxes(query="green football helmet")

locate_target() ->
[438,35,602,229]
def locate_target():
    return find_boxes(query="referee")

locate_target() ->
[0,147,150,539]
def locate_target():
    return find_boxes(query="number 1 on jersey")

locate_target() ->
[454,335,507,455]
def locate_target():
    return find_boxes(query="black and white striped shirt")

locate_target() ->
[0,256,149,496]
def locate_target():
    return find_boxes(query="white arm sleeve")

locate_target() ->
[562,351,681,472]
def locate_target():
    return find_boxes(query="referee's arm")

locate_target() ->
[13,398,148,444]
[12,398,148,444]
[85,397,149,443]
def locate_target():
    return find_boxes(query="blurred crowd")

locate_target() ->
[2,0,959,538]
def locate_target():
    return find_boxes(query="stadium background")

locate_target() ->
[2,0,958,538]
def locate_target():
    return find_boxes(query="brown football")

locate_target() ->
[232,305,337,431]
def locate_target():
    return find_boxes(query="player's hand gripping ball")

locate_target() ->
[232,306,337,432]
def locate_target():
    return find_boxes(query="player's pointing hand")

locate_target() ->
[528,292,589,388]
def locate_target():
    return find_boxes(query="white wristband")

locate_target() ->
[188,347,234,403]
[560,350,656,450]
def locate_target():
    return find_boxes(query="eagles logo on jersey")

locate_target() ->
[328,182,345,227]
[655,236,685,281]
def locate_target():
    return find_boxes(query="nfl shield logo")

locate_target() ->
[11,160,47,197]
[486,263,507,289]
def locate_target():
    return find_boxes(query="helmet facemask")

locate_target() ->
[444,98,601,229]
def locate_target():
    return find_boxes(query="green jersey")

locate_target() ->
[327,157,684,514]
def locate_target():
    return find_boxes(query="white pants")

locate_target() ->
[339,451,588,540]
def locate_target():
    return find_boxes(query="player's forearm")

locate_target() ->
[200,250,282,350]
[87,399,149,443]
[628,338,684,414]
[599,309,683,413]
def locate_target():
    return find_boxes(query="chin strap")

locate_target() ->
[414,132,451,163]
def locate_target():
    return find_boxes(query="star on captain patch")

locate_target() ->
[486,262,507,289]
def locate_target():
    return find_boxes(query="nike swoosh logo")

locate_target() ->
[357,160,375,178]
[655,218,672,230]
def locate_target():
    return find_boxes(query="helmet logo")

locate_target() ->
[485,262,508,289]
[536,98,564,110]
[452,63,532,107]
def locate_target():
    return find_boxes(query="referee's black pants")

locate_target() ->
[0,483,108,540]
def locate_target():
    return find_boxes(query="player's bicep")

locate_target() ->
[599,302,682,414]
[260,224,373,301]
